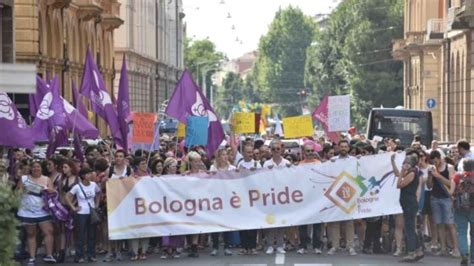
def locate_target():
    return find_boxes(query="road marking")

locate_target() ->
[275,253,285,264]
[229,264,267,266]
[294,264,333,266]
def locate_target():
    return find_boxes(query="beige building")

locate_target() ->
[393,0,474,142]
[114,0,185,114]
[8,0,122,134]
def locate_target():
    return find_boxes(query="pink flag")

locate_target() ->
[312,96,339,143]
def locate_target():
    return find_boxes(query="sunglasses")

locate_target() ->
[271,148,281,151]
[304,149,313,153]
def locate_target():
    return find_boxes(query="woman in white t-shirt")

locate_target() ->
[209,148,236,256]
[17,160,57,265]
[65,167,101,263]
[210,148,237,173]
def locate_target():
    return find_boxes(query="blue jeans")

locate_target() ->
[74,214,96,259]
[299,223,323,249]
[454,210,474,259]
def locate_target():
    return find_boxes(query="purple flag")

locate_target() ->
[46,129,68,158]
[31,76,67,142]
[0,92,34,148]
[80,48,123,146]
[72,80,87,118]
[165,69,224,156]
[62,99,99,139]
[29,76,50,117]
[73,134,85,161]
[117,55,130,151]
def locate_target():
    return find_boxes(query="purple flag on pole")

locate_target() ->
[31,76,67,142]
[72,80,87,118]
[62,99,99,139]
[165,69,224,156]
[0,92,34,148]
[29,76,50,118]
[117,55,130,151]
[80,48,123,146]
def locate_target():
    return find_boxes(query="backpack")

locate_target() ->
[108,164,132,178]
[454,173,474,210]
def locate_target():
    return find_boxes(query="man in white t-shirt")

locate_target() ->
[263,139,290,255]
[237,144,262,170]
[328,140,357,256]
[109,150,131,179]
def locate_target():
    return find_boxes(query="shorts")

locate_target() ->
[18,215,53,225]
[431,197,455,224]
[421,190,432,215]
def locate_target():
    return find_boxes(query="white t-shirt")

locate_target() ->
[210,164,237,172]
[237,159,262,170]
[110,165,129,179]
[331,154,353,161]
[234,152,243,166]
[263,158,290,169]
[70,182,101,215]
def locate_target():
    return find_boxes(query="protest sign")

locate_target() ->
[132,112,157,144]
[185,116,209,147]
[328,95,350,132]
[107,152,404,240]
[233,112,256,134]
[177,122,186,137]
[282,115,313,138]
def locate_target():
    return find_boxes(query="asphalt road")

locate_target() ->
[29,249,463,266]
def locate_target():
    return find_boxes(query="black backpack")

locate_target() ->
[108,164,132,178]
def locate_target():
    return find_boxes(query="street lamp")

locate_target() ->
[297,89,309,114]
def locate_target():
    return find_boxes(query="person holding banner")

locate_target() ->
[209,148,236,256]
[186,151,207,258]
[160,157,185,259]
[391,153,424,262]
[128,157,151,261]
[237,143,262,255]
[263,139,291,255]
[327,140,357,256]
[297,141,323,255]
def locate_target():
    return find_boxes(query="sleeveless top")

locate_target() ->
[432,165,450,198]
[400,169,419,203]
[62,175,78,194]
[17,175,51,218]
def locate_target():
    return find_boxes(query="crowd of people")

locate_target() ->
[1,132,473,265]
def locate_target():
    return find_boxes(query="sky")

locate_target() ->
[183,0,339,60]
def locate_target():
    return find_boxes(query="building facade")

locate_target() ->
[114,0,185,115]
[12,0,122,134]
[393,0,474,142]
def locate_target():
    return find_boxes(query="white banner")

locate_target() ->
[328,95,350,132]
[106,153,404,240]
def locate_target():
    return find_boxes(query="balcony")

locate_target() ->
[446,0,474,30]
[101,14,123,31]
[46,0,72,9]
[392,39,407,60]
[405,31,425,46]
[76,0,103,21]
[427,18,445,39]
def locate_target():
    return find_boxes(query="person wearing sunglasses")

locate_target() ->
[297,141,323,255]
[262,139,291,255]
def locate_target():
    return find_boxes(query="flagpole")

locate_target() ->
[145,120,160,167]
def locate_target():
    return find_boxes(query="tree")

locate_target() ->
[215,72,244,119]
[253,7,316,116]
[305,0,404,128]
[184,38,225,97]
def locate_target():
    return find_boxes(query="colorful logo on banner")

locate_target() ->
[313,162,394,214]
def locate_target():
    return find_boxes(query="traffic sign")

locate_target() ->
[426,98,436,109]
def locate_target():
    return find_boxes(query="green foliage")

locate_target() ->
[184,38,225,95]
[0,184,20,266]
[305,0,404,128]
[253,6,316,117]
[215,72,244,119]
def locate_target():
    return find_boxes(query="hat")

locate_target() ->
[78,167,94,177]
